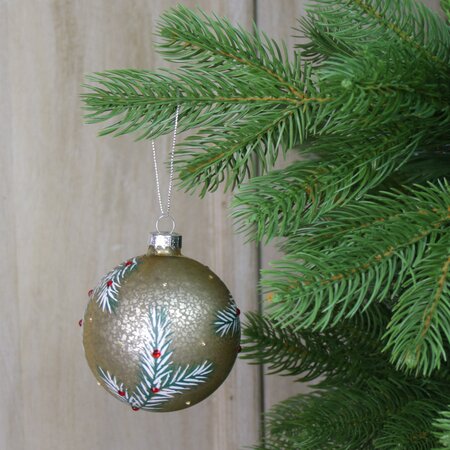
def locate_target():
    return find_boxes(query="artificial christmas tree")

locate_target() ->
[83,0,450,447]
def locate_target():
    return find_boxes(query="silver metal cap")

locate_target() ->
[148,232,182,250]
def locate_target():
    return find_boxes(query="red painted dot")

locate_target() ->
[88,289,94,297]
[107,280,113,287]
[152,349,161,358]
[236,307,241,316]
[151,387,160,393]
[118,390,126,397]
[125,260,133,266]
[237,345,242,353]
[131,406,140,411]
[78,319,83,327]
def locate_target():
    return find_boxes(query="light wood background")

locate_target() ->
[0,1,441,449]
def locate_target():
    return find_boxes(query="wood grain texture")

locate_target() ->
[0,5,25,450]
[2,1,259,449]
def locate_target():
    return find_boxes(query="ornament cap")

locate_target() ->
[148,232,182,256]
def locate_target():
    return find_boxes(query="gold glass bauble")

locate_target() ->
[83,232,241,412]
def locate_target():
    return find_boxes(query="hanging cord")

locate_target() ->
[151,105,180,233]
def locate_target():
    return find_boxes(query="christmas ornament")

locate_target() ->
[82,106,241,412]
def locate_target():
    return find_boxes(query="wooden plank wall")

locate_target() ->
[1,2,258,450]
[0,1,442,449]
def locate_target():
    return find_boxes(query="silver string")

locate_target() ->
[151,105,180,229]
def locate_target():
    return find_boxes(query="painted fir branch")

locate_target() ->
[82,0,450,448]
[94,258,138,313]
[98,306,213,411]
[214,298,240,337]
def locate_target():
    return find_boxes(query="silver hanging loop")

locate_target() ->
[155,213,176,234]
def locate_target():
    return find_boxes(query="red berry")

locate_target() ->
[151,387,160,393]
[78,319,83,327]
[125,260,133,266]
[236,307,241,316]
[131,406,140,411]
[88,289,94,297]
[106,280,113,287]
[152,349,161,358]
[118,390,125,397]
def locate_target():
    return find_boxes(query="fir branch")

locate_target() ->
[82,65,326,194]
[176,106,308,194]
[241,312,327,381]
[318,45,450,137]
[258,379,449,450]
[383,234,450,376]
[299,0,450,70]
[373,399,445,449]
[82,7,336,194]
[382,147,450,189]
[433,407,450,449]
[82,68,307,139]
[82,4,449,197]
[442,0,450,22]
[233,130,421,241]
[350,0,449,68]
[157,5,305,98]
[281,180,450,254]
[265,181,450,332]
[81,3,331,141]
[241,308,390,383]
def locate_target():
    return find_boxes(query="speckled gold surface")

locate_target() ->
[83,247,240,412]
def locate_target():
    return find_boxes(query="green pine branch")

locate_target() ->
[156,5,301,90]
[257,378,450,449]
[82,67,317,194]
[82,68,306,139]
[373,399,446,449]
[317,45,450,136]
[263,182,450,374]
[232,130,422,241]
[433,407,450,449]
[381,147,450,189]
[383,238,450,376]
[241,307,390,384]
[442,0,450,21]
[175,105,306,195]
[298,0,450,69]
